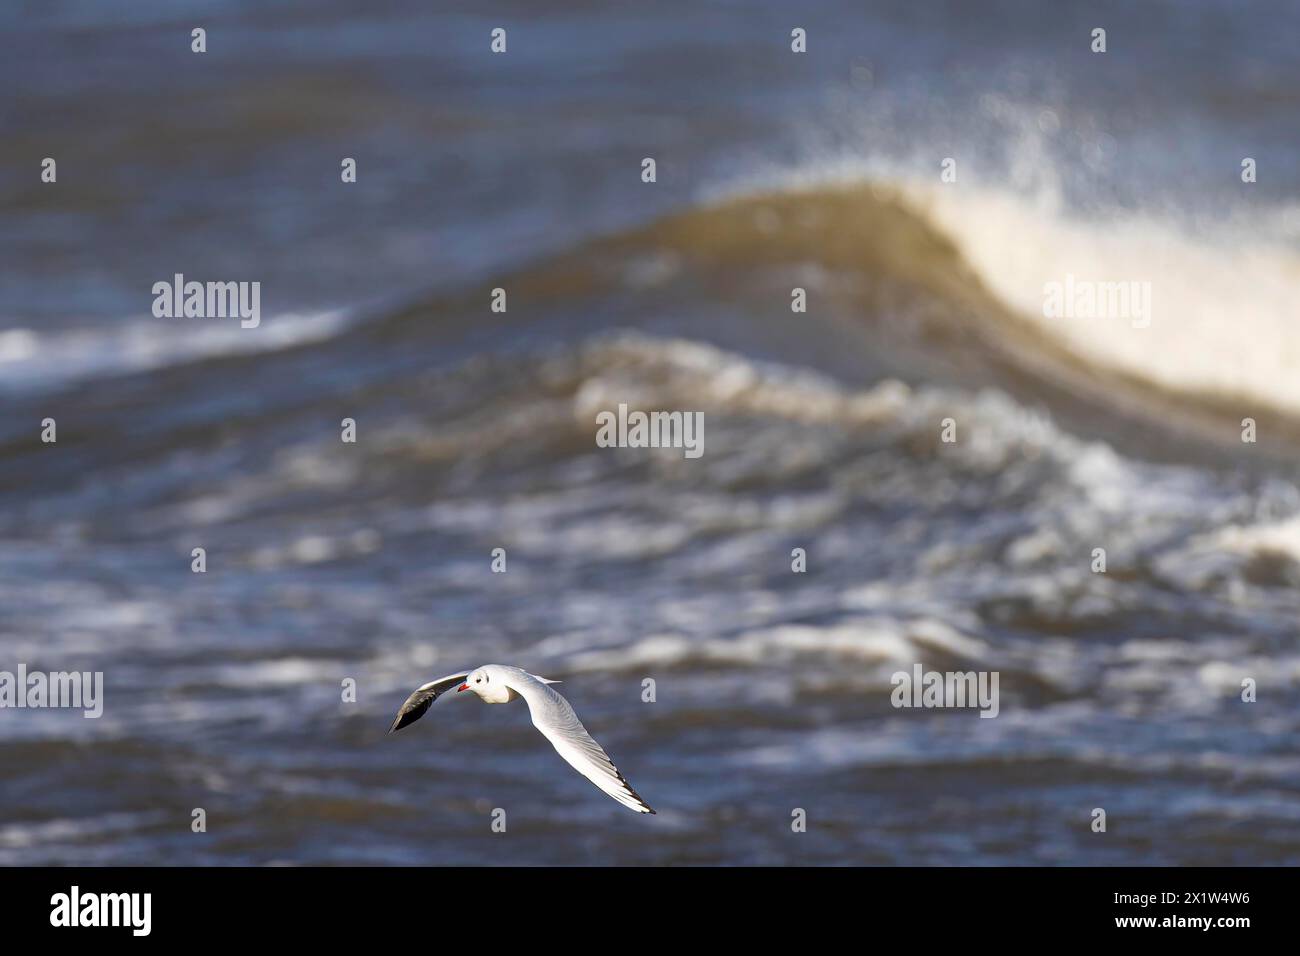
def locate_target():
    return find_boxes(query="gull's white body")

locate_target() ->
[390,664,655,814]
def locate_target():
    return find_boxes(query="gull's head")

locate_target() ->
[459,666,514,704]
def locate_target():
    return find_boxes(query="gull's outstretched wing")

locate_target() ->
[389,672,469,733]
[503,670,655,814]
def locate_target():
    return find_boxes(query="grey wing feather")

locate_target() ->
[389,672,468,733]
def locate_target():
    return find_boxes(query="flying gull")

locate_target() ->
[390,664,655,814]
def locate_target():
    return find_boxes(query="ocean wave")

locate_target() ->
[555,173,1300,448]
[905,181,1300,416]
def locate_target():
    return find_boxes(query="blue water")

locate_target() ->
[1,0,1299,865]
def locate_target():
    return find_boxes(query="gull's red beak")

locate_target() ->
[457,683,470,692]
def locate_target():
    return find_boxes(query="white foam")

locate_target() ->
[0,309,350,394]
[562,617,987,674]
[709,119,1300,419]
[1203,515,1300,562]
[905,181,1300,415]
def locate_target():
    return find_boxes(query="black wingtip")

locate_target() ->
[388,712,413,734]
[388,691,439,735]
